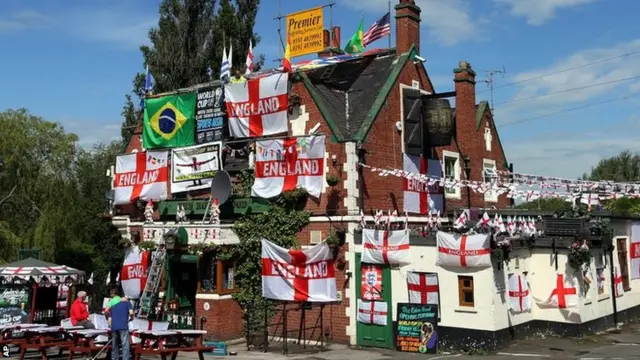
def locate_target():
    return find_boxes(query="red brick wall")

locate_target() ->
[195,296,244,341]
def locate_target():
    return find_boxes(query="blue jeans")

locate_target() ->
[111,330,130,360]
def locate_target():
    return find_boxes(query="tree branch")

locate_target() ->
[0,185,17,209]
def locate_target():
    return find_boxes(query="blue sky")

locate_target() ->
[1,0,639,179]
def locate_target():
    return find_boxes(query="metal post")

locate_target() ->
[608,247,619,328]
[264,304,269,352]
[388,0,392,50]
[282,303,288,354]
[320,305,324,348]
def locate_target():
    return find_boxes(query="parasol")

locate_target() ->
[0,258,84,285]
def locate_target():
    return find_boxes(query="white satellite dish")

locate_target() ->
[210,171,232,205]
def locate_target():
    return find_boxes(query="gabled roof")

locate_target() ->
[476,101,509,168]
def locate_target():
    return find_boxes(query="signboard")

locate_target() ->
[157,197,271,216]
[0,287,29,307]
[396,303,438,354]
[285,7,324,58]
[171,143,222,193]
[195,85,226,144]
[0,307,28,326]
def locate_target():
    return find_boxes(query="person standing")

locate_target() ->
[109,297,133,360]
[70,291,94,329]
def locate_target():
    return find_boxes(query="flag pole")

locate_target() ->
[388,0,392,51]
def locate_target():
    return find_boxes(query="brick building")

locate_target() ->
[109,0,511,350]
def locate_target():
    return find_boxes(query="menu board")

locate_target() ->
[396,303,438,354]
[195,85,227,144]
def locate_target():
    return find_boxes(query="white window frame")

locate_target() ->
[483,159,498,203]
[442,150,461,200]
[399,84,432,154]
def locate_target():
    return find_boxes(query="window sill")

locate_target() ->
[445,192,461,200]
[584,300,592,305]
[598,294,610,302]
[196,293,235,300]
[454,306,478,314]
[196,289,239,296]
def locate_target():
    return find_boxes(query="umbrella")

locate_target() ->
[0,258,84,285]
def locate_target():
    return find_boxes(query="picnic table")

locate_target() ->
[132,329,214,360]
[17,325,83,360]
[0,323,46,346]
[66,329,111,360]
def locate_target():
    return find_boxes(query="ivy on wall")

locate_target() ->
[222,168,311,333]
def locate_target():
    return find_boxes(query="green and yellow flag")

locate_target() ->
[143,92,196,148]
[344,17,364,54]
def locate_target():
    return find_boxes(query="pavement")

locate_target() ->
[11,323,640,359]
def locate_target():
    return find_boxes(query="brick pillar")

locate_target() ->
[394,0,421,55]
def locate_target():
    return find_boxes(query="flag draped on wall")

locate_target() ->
[508,274,531,312]
[261,239,337,302]
[362,229,411,265]
[252,135,325,198]
[407,272,439,305]
[224,73,289,138]
[113,151,169,205]
[614,267,624,297]
[403,154,444,214]
[143,93,196,148]
[357,299,387,325]
[630,222,640,279]
[121,247,150,299]
[533,273,577,309]
[361,265,382,301]
[435,232,491,268]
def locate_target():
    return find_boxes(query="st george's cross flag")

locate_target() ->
[435,232,491,268]
[403,153,444,214]
[534,273,578,309]
[114,151,169,205]
[361,265,383,301]
[630,222,640,279]
[407,272,439,305]
[508,274,531,312]
[252,135,325,198]
[614,267,624,297]
[261,239,337,302]
[121,246,150,299]
[362,229,411,265]
[357,299,388,325]
[225,73,289,138]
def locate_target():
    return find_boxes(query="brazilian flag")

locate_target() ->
[143,92,196,148]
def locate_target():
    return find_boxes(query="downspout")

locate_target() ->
[357,142,366,213]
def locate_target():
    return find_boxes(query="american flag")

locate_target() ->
[363,12,391,47]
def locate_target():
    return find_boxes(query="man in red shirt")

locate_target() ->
[70,291,94,329]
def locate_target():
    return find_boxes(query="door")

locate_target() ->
[617,238,630,290]
[356,253,394,349]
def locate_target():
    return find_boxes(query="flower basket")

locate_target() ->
[326,175,340,187]
[568,240,592,270]
[491,236,511,266]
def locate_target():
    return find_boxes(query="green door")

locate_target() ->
[355,253,393,349]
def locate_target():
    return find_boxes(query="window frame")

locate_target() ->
[198,250,240,295]
[457,275,474,307]
[483,158,498,203]
[399,84,432,154]
[442,150,461,200]
[615,237,631,291]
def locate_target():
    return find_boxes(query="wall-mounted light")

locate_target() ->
[331,154,337,165]
[395,121,402,132]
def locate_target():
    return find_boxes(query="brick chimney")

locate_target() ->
[395,0,421,54]
[318,26,343,58]
[453,60,477,155]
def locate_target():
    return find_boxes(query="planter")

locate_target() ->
[326,175,340,187]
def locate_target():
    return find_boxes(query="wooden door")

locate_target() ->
[356,253,394,349]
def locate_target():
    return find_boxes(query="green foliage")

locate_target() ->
[121,94,141,147]
[223,168,310,332]
[568,241,592,270]
[232,168,256,197]
[516,198,573,213]
[582,150,640,214]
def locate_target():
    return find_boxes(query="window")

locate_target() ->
[616,237,631,291]
[483,159,498,203]
[442,150,461,199]
[199,250,238,294]
[458,276,474,307]
[399,84,432,154]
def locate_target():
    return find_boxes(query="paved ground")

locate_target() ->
[11,323,640,359]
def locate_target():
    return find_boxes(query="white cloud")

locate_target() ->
[340,0,483,46]
[0,10,54,33]
[496,39,640,124]
[495,0,598,25]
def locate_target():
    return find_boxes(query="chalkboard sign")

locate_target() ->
[396,303,438,354]
[195,85,227,144]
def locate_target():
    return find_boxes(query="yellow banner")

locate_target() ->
[285,7,324,58]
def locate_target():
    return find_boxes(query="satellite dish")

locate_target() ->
[210,170,233,205]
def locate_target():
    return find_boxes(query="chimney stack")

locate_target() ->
[395,0,421,55]
[318,26,343,58]
[454,60,477,145]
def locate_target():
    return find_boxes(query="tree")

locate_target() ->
[516,198,573,213]
[120,94,141,147]
[583,150,640,214]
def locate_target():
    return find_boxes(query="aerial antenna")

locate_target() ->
[480,66,506,115]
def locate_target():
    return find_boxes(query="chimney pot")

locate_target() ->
[322,29,330,48]
[332,26,341,49]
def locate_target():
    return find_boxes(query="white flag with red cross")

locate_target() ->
[120,246,150,299]
[403,154,444,214]
[407,272,439,305]
[508,274,531,312]
[533,273,578,309]
[252,135,325,198]
[435,232,491,268]
[261,239,337,302]
[357,299,388,326]
[614,267,624,297]
[630,222,640,280]
[224,72,289,138]
[362,229,411,265]
[361,265,382,301]
[113,151,168,205]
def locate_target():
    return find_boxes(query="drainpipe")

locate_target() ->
[357,143,366,212]
[607,243,618,328]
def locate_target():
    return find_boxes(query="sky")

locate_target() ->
[0,0,639,180]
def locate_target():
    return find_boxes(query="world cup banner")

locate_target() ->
[261,239,337,302]
[113,151,169,205]
[171,142,222,194]
[224,73,289,138]
[121,246,150,299]
[252,135,325,198]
